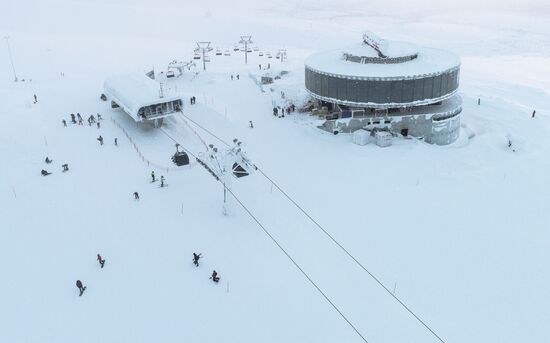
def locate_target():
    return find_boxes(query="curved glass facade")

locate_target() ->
[305,67,460,106]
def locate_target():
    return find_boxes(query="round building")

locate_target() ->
[304,34,462,145]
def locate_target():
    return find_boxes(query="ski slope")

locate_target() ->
[1,1,550,342]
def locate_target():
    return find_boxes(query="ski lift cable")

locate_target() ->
[158,125,369,343]
[177,112,448,343]
[222,185,369,343]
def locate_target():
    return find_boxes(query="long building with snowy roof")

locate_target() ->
[305,33,462,145]
[104,73,183,127]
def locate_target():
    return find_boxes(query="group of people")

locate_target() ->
[192,253,220,283]
[64,113,102,127]
[258,63,271,70]
[230,74,240,80]
[41,156,69,176]
[272,104,296,118]
[189,96,197,105]
[133,171,167,200]
[75,254,106,296]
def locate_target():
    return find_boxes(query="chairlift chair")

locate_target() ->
[215,48,222,56]
[224,50,231,56]
[193,52,201,60]
[232,162,249,178]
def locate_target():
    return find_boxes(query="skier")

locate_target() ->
[78,117,83,125]
[259,64,261,70]
[151,171,156,182]
[231,74,234,80]
[41,169,51,176]
[97,254,105,268]
[97,135,104,145]
[190,97,193,105]
[133,191,140,200]
[45,157,52,164]
[532,110,536,118]
[33,94,38,104]
[273,107,278,116]
[236,74,240,80]
[193,253,201,267]
[267,63,270,69]
[160,175,165,187]
[76,280,86,296]
[193,96,196,104]
[211,270,220,283]
[62,119,67,127]
[114,138,118,146]
[77,113,82,121]
[70,113,76,124]
[62,164,69,172]
[249,120,254,128]
[89,114,96,123]
[97,114,102,121]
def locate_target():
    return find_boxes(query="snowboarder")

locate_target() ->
[532,110,536,118]
[41,169,51,176]
[193,253,201,266]
[151,171,156,182]
[160,175,165,187]
[76,280,86,296]
[97,254,105,268]
[33,94,38,104]
[62,119,67,127]
[133,191,140,200]
[211,270,220,283]
[97,122,100,129]
[62,164,69,172]
[114,138,118,146]
[45,157,52,164]
[97,135,103,145]
[249,120,254,128]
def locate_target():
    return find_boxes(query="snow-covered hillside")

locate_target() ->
[1,1,549,342]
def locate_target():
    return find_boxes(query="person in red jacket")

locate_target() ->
[211,270,220,283]
[97,254,105,268]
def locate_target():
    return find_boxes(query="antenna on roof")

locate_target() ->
[362,32,387,58]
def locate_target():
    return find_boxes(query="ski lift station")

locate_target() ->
[305,33,462,145]
[104,73,183,128]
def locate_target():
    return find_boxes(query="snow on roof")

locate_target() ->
[343,41,418,59]
[305,44,460,79]
[104,73,182,117]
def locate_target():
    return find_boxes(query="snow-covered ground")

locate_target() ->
[1,1,550,342]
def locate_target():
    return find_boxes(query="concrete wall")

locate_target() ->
[319,106,461,145]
